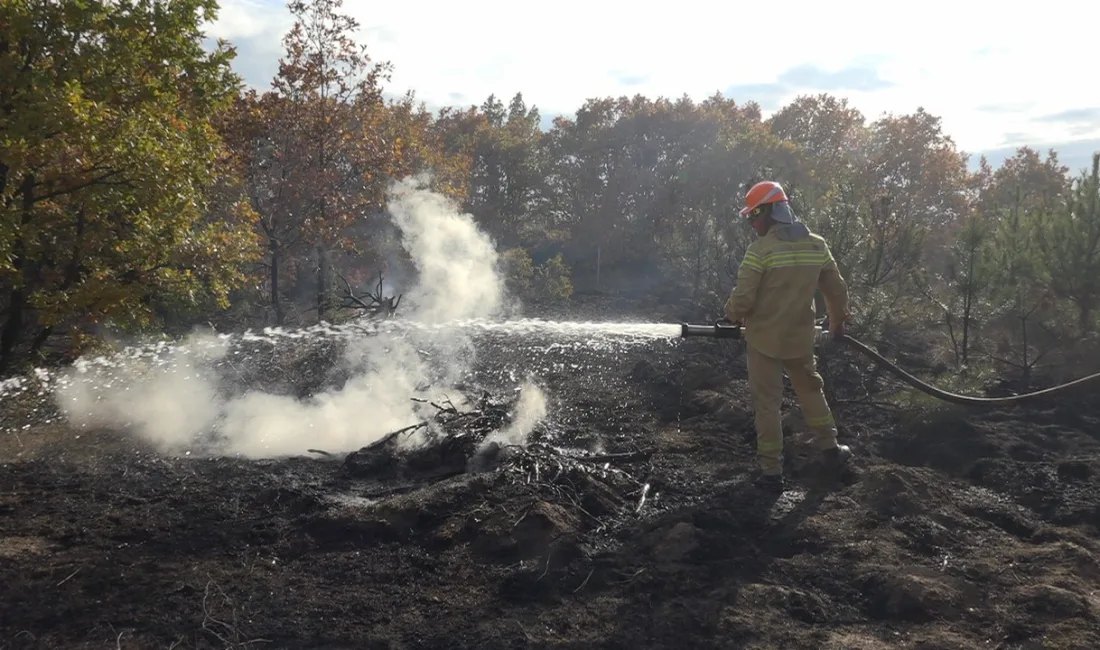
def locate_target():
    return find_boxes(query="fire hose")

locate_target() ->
[678,321,1100,407]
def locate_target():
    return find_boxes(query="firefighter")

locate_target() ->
[724,181,853,490]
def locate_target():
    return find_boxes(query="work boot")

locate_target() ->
[821,444,853,468]
[753,472,785,493]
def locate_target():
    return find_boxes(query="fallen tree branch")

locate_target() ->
[334,269,402,318]
[362,420,429,452]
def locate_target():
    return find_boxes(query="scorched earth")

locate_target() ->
[1,295,1099,650]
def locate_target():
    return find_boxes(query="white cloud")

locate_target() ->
[204,0,1100,153]
[204,0,291,41]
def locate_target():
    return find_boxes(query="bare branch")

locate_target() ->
[334,268,402,318]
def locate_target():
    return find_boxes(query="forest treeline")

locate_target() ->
[3,0,1100,384]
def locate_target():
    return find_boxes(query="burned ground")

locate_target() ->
[2,297,1099,649]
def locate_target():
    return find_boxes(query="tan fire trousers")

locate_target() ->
[746,345,838,475]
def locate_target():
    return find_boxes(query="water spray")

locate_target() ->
[676,320,1100,407]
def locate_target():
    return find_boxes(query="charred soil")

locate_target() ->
[2,297,1100,649]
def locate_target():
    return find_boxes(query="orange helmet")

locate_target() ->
[739,181,788,218]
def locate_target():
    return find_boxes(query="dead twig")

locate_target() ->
[538,549,552,581]
[608,567,647,586]
[202,581,237,647]
[430,399,460,414]
[635,482,651,513]
[573,568,595,593]
[362,420,429,452]
[511,501,535,529]
[57,568,80,587]
[201,580,272,648]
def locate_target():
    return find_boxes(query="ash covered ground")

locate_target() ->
[2,294,1100,650]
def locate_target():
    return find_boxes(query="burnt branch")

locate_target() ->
[335,269,402,318]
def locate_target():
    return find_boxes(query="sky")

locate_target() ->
[202,0,1100,174]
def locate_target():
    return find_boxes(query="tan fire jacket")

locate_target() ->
[724,223,849,360]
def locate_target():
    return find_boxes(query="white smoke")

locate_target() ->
[55,333,229,451]
[54,176,549,458]
[387,179,504,322]
[480,378,549,449]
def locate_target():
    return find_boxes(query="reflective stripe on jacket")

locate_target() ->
[724,224,849,359]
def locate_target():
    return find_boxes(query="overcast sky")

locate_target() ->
[202,0,1100,173]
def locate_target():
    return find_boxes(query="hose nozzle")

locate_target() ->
[679,321,743,339]
[680,321,830,344]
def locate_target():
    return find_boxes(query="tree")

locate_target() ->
[767,93,868,205]
[463,93,546,248]
[1038,153,1100,335]
[429,105,486,205]
[861,109,971,233]
[245,0,393,325]
[383,95,474,206]
[984,189,1056,383]
[938,212,996,367]
[973,146,1068,219]
[0,0,257,370]
[539,93,794,299]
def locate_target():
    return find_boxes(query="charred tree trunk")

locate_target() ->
[0,289,27,373]
[27,206,88,361]
[317,245,327,322]
[270,240,284,326]
[1020,312,1031,387]
[29,326,52,359]
[0,173,36,373]
[961,251,975,366]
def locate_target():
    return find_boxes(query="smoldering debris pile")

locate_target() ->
[338,383,655,509]
[325,382,660,571]
[340,389,526,479]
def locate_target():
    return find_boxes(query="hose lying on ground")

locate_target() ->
[837,334,1100,406]
[679,321,1100,407]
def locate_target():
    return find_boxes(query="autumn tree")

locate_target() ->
[382,95,473,206]
[972,146,1068,219]
[466,93,546,248]
[859,108,970,260]
[539,94,792,299]
[429,105,487,205]
[326,92,480,305]
[245,0,393,325]
[539,97,628,290]
[670,95,797,302]
[874,109,970,215]
[767,93,868,206]
[0,0,258,370]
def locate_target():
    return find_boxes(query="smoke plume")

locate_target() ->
[55,175,548,458]
[480,378,549,449]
